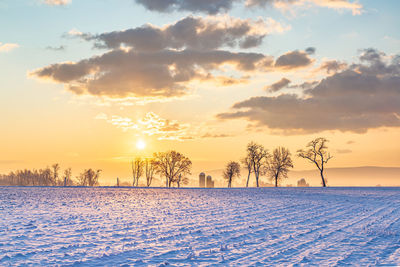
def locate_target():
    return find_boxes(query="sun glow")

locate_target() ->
[136,139,146,150]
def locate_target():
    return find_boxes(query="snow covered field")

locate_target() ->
[1,187,400,266]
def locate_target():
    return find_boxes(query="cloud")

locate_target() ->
[318,60,348,74]
[217,49,400,134]
[72,16,289,51]
[30,48,266,98]
[95,112,191,140]
[96,112,231,141]
[274,49,314,70]
[266,77,291,92]
[31,16,303,100]
[135,0,362,15]
[201,133,232,138]
[305,47,316,55]
[246,0,362,15]
[43,0,71,5]
[0,42,19,52]
[135,0,237,14]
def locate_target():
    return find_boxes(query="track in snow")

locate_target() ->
[1,187,400,266]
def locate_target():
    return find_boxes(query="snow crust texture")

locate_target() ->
[1,187,400,266]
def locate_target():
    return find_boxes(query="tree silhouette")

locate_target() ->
[63,168,73,186]
[297,137,333,187]
[131,157,144,186]
[78,169,101,186]
[51,163,60,186]
[246,142,269,187]
[145,158,156,187]
[153,151,192,187]
[223,161,241,188]
[266,147,293,187]
[176,174,189,188]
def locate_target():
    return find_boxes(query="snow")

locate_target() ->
[1,187,400,266]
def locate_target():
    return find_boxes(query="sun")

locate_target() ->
[136,139,146,150]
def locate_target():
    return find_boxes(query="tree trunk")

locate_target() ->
[166,177,168,188]
[246,172,250,187]
[255,172,259,187]
[275,174,278,187]
[320,170,326,187]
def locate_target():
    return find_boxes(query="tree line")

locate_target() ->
[0,137,332,188]
[131,137,332,188]
[130,150,191,188]
[0,164,101,187]
[224,137,333,187]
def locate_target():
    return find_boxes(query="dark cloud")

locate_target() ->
[74,16,276,51]
[274,49,314,70]
[305,47,316,55]
[218,49,400,134]
[31,49,265,98]
[32,15,293,99]
[266,77,291,92]
[135,0,237,14]
[318,60,347,74]
[135,0,362,15]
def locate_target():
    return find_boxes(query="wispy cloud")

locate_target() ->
[95,112,192,141]
[96,112,232,141]
[45,45,66,51]
[43,0,71,6]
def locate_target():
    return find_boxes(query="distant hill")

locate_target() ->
[195,166,400,187]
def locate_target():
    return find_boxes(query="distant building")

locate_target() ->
[297,178,309,187]
[199,172,206,187]
[199,172,214,188]
[206,175,214,188]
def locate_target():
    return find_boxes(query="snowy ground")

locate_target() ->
[1,187,400,266]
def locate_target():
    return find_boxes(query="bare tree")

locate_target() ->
[78,169,101,186]
[176,174,189,188]
[41,167,53,186]
[52,163,60,186]
[131,157,144,187]
[241,155,253,187]
[63,168,74,186]
[246,142,270,187]
[145,158,155,187]
[297,137,333,187]
[153,150,192,187]
[223,161,241,188]
[266,147,294,187]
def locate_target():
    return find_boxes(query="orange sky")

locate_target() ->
[1,0,399,186]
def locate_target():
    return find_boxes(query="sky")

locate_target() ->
[0,0,399,186]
